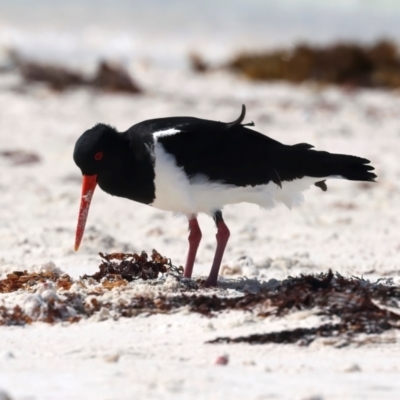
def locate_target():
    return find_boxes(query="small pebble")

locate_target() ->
[214,355,229,365]
[104,354,120,363]
[342,363,361,372]
[298,396,324,400]
[1,352,14,360]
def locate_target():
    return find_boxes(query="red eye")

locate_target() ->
[95,152,103,161]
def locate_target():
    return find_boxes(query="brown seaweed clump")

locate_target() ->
[228,40,400,88]
[82,249,183,285]
[0,305,33,325]
[207,270,400,345]
[0,270,72,293]
[2,252,400,347]
[14,56,142,93]
[20,62,86,91]
[189,53,209,73]
[91,61,142,93]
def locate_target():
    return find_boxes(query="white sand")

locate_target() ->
[1,68,400,399]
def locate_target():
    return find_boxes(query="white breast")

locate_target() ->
[151,140,195,214]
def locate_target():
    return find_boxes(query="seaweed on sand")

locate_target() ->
[82,249,183,283]
[8,51,142,93]
[207,270,400,345]
[2,252,400,346]
[227,40,400,88]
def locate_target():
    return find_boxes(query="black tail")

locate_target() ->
[313,151,375,182]
[287,145,377,185]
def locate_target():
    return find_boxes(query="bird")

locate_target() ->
[73,105,376,287]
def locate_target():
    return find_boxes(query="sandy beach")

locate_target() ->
[0,63,399,400]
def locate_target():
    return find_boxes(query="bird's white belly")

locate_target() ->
[151,142,195,214]
[189,175,322,213]
[151,141,324,215]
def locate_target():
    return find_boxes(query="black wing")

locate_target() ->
[159,124,286,187]
[129,106,376,187]
[130,105,286,187]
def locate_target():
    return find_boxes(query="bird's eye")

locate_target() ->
[94,152,103,161]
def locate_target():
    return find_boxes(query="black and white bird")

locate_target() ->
[73,105,376,286]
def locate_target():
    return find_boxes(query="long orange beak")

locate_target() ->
[74,174,97,251]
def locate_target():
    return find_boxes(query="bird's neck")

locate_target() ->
[97,141,156,205]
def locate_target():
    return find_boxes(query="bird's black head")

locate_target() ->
[73,123,130,252]
[73,123,127,176]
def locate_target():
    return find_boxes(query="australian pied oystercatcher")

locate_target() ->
[73,105,376,286]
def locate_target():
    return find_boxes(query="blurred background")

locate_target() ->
[1,0,400,70]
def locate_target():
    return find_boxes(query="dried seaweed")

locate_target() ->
[0,270,73,293]
[82,249,183,284]
[20,62,86,91]
[208,325,344,346]
[227,40,400,88]
[12,54,142,93]
[1,254,400,346]
[189,53,209,73]
[0,305,33,326]
[91,61,142,94]
[207,271,400,345]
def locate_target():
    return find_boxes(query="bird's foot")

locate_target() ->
[204,277,218,288]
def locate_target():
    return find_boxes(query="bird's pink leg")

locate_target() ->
[183,216,202,278]
[205,217,230,287]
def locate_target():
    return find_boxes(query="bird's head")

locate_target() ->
[73,123,126,251]
[73,123,123,176]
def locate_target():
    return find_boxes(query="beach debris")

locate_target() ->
[189,53,209,73]
[0,150,41,166]
[82,249,183,284]
[20,62,86,91]
[207,270,400,345]
[342,363,362,373]
[208,324,340,345]
[227,40,400,88]
[8,51,142,93]
[0,305,33,326]
[91,61,142,94]
[0,270,72,293]
[1,262,400,347]
[104,354,120,363]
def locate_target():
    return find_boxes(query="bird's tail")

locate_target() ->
[289,144,377,184]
